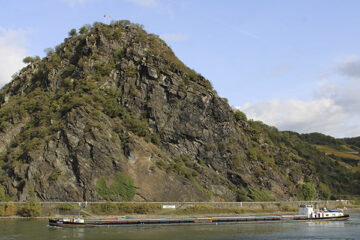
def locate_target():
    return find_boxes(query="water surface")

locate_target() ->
[1,212,359,240]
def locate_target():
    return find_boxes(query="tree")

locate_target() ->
[23,56,40,64]
[299,182,317,200]
[68,28,77,37]
[79,24,91,34]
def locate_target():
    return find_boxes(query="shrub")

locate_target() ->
[68,28,77,37]
[90,203,102,214]
[5,202,17,216]
[218,141,226,152]
[103,98,126,118]
[0,186,6,201]
[79,24,91,34]
[95,173,136,201]
[281,205,297,212]
[249,188,275,202]
[183,204,212,214]
[101,202,117,213]
[234,110,247,121]
[23,56,37,64]
[56,203,75,211]
[124,115,149,137]
[298,182,317,200]
[116,203,161,214]
[125,65,137,77]
[0,204,4,216]
[232,154,242,168]
[151,133,161,145]
[134,203,161,214]
[18,199,40,217]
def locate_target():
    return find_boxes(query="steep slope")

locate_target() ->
[0,21,358,202]
[299,132,360,197]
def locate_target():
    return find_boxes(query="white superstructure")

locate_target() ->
[299,205,345,219]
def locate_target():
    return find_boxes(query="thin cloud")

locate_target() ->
[0,28,28,87]
[160,33,189,42]
[337,55,360,79]
[127,0,158,7]
[60,0,88,7]
[237,29,260,40]
[272,64,292,75]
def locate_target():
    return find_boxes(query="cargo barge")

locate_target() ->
[48,205,349,227]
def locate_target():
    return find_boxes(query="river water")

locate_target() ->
[1,212,359,240]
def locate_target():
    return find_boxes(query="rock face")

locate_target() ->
[0,21,356,202]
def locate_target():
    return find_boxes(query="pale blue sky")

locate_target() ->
[1,0,360,137]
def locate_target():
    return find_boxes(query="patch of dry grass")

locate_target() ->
[315,145,360,161]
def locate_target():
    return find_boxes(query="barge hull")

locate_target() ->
[49,214,350,227]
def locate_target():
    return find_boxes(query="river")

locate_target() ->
[1,212,359,240]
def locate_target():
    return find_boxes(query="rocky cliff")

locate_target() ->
[0,21,358,202]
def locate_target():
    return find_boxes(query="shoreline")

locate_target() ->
[1,207,358,220]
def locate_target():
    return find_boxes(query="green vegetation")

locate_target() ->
[297,182,317,201]
[245,120,360,199]
[249,188,275,202]
[90,202,161,215]
[280,205,298,212]
[17,199,41,217]
[234,110,247,121]
[125,65,137,77]
[95,173,136,201]
[315,145,360,161]
[1,19,360,203]
[23,56,40,64]
[49,168,62,181]
[68,28,77,37]
[0,186,6,201]
[56,203,75,211]
[4,202,16,216]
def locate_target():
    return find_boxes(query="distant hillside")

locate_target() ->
[0,20,359,202]
[300,133,360,173]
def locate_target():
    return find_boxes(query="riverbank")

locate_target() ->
[0,200,355,218]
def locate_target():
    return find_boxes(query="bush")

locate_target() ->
[18,199,40,217]
[90,203,162,215]
[23,56,37,64]
[183,204,212,214]
[234,110,247,121]
[117,203,161,214]
[95,173,136,201]
[124,115,149,137]
[5,202,16,216]
[101,202,117,213]
[249,188,275,202]
[56,203,75,211]
[68,28,77,37]
[125,65,137,77]
[0,186,6,201]
[79,24,91,34]
[281,205,297,212]
[0,204,4,216]
[103,98,126,118]
[151,133,161,145]
[298,182,317,200]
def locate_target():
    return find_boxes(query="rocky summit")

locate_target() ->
[0,21,359,202]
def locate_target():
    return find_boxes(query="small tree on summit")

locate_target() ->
[68,28,77,37]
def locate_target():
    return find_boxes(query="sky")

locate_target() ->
[1,0,360,138]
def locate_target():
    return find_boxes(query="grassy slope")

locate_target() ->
[315,145,360,161]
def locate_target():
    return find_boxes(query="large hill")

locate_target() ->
[0,21,359,202]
